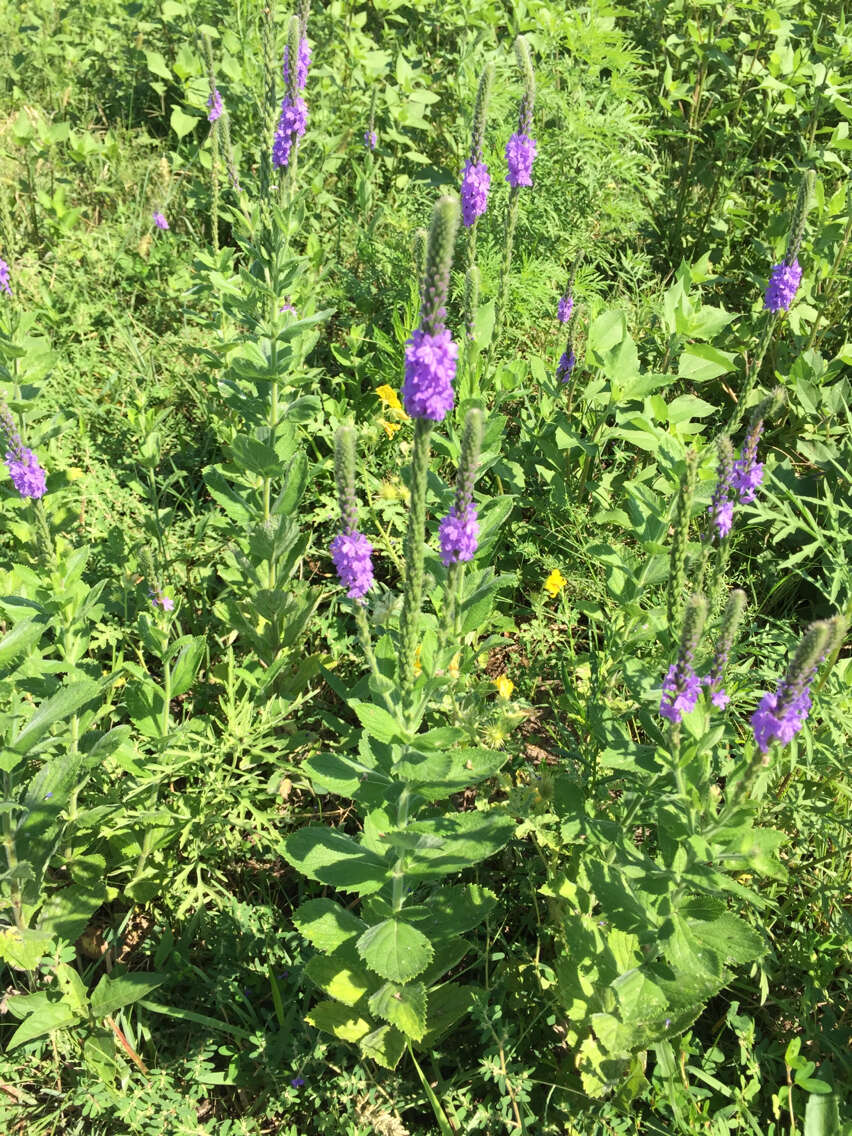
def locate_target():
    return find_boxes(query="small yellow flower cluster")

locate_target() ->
[375,385,409,438]
[544,568,566,598]
[493,674,514,699]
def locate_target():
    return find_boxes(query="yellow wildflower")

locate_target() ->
[375,385,404,413]
[414,644,423,677]
[493,675,514,700]
[544,568,567,598]
[448,653,461,679]
[380,419,402,439]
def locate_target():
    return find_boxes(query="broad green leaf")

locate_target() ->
[37,882,106,943]
[677,343,736,381]
[170,105,199,139]
[348,700,406,744]
[418,983,476,1047]
[202,467,254,524]
[304,953,377,1007]
[89,972,165,1019]
[302,750,391,800]
[684,908,764,966]
[11,680,100,756]
[7,992,80,1049]
[281,828,389,895]
[401,811,516,879]
[357,918,433,983]
[359,1023,406,1070]
[168,636,205,697]
[145,50,172,80]
[306,999,372,1042]
[804,1090,841,1136]
[369,981,427,1040]
[0,618,45,666]
[0,926,53,970]
[412,885,497,937]
[293,898,367,953]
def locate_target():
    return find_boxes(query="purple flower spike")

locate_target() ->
[1,405,47,499]
[283,37,311,91]
[752,690,811,752]
[505,132,537,188]
[153,212,169,230]
[6,447,47,498]
[364,130,377,151]
[331,531,374,600]
[438,505,479,566]
[764,259,802,312]
[460,160,490,227]
[402,328,458,422]
[557,294,574,324]
[150,590,175,612]
[660,663,701,723]
[711,498,734,539]
[732,414,765,504]
[557,349,576,384]
[272,97,308,169]
[750,618,840,754]
[732,458,763,504]
[706,437,736,542]
[0,258,12,297]
[207,89,223,123]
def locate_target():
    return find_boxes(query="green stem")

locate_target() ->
[2,772,24,931]
[391,785,412,912]
[161,657,172,738]
[485,186,520,375]
[398,420,433,720]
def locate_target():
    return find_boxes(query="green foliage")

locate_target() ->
[0,0,850,1133]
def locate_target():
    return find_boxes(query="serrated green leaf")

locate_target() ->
[0,618,45,666]
[11,680,100,756]
[282,828,389,895]
[0,926,53,971]
[293,898,368,954]
[417,983,476,1048]
[411,885,497,937]
[359,1023,406,1069]
[369,981,427,1040]
[304,953,377,1007]
[306,999,372,1042]
[357,918,433,983]
[348,700,406,744]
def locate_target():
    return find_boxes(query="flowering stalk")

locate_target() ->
[486,37,536,373]
[697,436,736,609]
[666,449,698,637]
[330,425,374,603]
[398,197,460,718]
[751,616,841,755]
[201,34,221,253]
[273,16,308,186]
[704,589,746,708]
[438,408,483,643]
[462,62,494,269]
[729,169,814,432]
[259,1,279,201]
[660,593,707,748]
[1,402,47,499]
